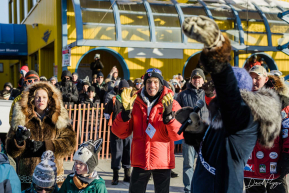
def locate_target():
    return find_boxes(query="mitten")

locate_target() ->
[15,126,31,145]
[202,80,215,97]
[278,153,289,178]
[186,112,206,133]
[162,93,174,124]
[26,140,46,157]
[121,88,137,111]
[182,16,225,50]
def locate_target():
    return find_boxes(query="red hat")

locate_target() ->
[20,65,29,73]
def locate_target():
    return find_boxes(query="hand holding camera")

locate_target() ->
[15,125,31,146]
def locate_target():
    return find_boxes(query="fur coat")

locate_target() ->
[6,82,76,188]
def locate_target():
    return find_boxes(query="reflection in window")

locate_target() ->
[241,21,266,32]
[122,26,150,41]
[154,15,180,27]
[80,0,112,9]
[244,33,268,46]
[181,7,206,16]
[150,4,177,14]
[120,14,149,26]
[155,28,182,42]
[269,23,289,34]
[83,25,116,40]
[82,11,115,24]
[117,3,146,12]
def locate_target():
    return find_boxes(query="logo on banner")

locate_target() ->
[42,30,51,43]
[282,129,288,138]
[270,162,277,174]
[282,118,289,128]
[256,151,264,159]
[259,164,266,173]
[244,164,254,172]
[269,152,278,159]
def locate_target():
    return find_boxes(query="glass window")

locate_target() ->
[210,9,234,19]
[241,21,266,32]
[265,13,282,22]
[82,11,115,24]
[215,20,234,30]
[238,11,263,21]
[155,28,182,42]
[83,25,116,40]
[80,0,112,9]
[150,4,177,14]
[269,23,289,34]
[181,7,206,16]
[177,0,202,6]
[222,31,239,44]
[120,14,149,26]
[122,26,150,41]
[117,3,146,12]
[154,15,180,27]
[244,33,268,46]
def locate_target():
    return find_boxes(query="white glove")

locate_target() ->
[182,16,225,50]
[104,113,110,120]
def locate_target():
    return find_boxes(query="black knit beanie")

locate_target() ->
[25,70,39,80]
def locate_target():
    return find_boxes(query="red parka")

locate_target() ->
[112,87,183,170]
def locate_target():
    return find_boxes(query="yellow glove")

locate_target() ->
[121,88,137,111]
[162,93,174,124]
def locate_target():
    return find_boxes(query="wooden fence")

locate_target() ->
[64,103,182,161]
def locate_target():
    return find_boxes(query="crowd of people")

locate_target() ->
[1,15,289,193]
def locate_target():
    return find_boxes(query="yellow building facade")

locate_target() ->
[2,0,289,89]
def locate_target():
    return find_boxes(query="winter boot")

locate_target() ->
[111,169,119,185]
[123,168,131,182]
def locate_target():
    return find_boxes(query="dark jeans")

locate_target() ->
[129,167,171,193]
[244,176,287,193]
[110,133,132,170]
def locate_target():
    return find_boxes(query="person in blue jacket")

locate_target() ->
[0,145,21,193]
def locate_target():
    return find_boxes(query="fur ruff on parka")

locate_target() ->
[6,82,76,187]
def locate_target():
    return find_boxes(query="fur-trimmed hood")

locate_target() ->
[266,75,289,108]
[11,82,70,130]
[209,88,281,148]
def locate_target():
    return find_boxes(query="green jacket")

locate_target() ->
[59,174,107,193]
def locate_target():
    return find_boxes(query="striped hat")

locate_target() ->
[32,151,57,188]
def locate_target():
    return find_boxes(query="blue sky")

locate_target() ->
[0,0,9,24]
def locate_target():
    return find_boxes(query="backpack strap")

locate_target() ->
[108,96,116,126]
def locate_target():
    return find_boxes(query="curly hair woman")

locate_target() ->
[6,82,76,190]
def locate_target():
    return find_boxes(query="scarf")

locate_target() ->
[141,88,159,116]
[73,171,99,189]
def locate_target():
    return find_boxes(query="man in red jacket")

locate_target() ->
[112,68,183,193]
[244,65,289,193]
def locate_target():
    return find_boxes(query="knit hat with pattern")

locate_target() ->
[32,151,57,188]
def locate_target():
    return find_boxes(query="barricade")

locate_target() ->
[64,103,182,161]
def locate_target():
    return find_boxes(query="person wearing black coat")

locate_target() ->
[90,54,104,77]
[178,16,283,193]
[56,70,79,107]
[104,80,132,186]
[72,72,83,92]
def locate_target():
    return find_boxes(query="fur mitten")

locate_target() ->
[186,112,206,133]
[182,16,225,50]
[202,80,215,97]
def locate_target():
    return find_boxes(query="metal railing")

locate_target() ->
[64,103,182,161]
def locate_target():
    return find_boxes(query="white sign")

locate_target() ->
[62,48,71,67]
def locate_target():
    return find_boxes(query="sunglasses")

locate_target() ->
[136,83,142,85]
[172,82,177,85]
[25,79,39,84]
[146,68,162,75]
[33,184,54,193]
